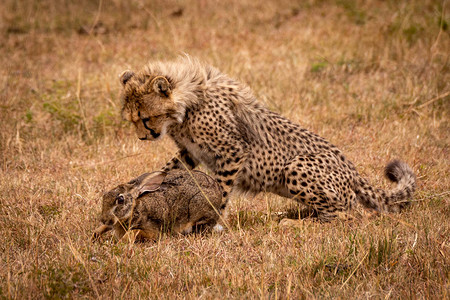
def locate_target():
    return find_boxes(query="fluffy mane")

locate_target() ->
[143,56,218,107]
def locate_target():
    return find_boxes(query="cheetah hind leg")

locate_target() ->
[282,155,353,223]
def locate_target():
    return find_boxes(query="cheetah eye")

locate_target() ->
[138,112,152,130]
[116,195,125,205]
[141,117,151,130]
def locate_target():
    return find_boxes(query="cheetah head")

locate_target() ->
[119,70,180,141]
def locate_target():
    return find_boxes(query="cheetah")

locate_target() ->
[119,57,416,222]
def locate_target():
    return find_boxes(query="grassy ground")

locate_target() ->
[0,0,449,298]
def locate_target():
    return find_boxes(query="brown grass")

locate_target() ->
[0,0,449,298]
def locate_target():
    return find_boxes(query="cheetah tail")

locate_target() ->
[354,160,416,213]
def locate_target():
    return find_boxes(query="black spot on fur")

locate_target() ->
[185,155,196,169]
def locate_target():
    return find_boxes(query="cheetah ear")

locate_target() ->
[119,70,135,86]
[150,76,172,97]
[137,171,167,197]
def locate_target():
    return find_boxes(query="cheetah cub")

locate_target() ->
[119,57,416,222]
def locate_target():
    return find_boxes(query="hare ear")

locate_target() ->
[119,70,135,86]
[128,172,151,185]
[150,76,171,97]
[138,171,167,196]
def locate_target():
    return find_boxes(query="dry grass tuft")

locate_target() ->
[0,0,448,298]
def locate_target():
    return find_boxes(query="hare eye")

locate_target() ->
[116,195,125,205]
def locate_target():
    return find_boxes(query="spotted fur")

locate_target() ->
[120,57,416,221]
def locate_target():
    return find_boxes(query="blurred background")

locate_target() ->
[0,0,448,298]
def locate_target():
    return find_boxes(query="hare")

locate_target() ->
[93,170,222,241]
